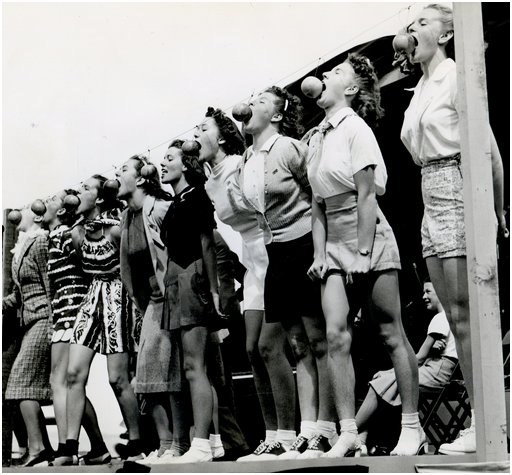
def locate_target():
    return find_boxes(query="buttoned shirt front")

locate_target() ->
[401,58,461,166]
[307,107,388,202]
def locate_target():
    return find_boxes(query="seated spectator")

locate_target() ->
[354,277,458,455]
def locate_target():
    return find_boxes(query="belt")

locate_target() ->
[422,153,461,169]
[443,355,458,363]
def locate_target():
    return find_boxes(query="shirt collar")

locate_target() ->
[324,107,356,129]
[250,133,281,155]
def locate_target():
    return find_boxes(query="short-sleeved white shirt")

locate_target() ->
[307,107,388,202]
[401,58,461,166]
[427,310,457,360]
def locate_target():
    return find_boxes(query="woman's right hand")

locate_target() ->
[498,211,509,239]
[307,257,328,281]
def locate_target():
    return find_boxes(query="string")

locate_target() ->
[11,3,417,207]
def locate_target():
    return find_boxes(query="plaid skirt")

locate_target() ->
[5,318,52,401]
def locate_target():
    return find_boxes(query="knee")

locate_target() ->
[183,357,202,382]
[308,334,328,359]
[66,367,86,389]
[257,339,280,362]
[379,329,402,354]
[326,328,351,354]
[246,341,260,366]
[288,335,311,362]
[108,371,130,394]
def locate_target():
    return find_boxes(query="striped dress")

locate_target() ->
[71,210,135,354]
[47,224,89,343]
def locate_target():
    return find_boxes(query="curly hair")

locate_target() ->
[424,3,455,59]
[263,86,305,140]
[168,139,206,187]
[345,53,385,127]
[128,155,172,201]
[205,107,245,156]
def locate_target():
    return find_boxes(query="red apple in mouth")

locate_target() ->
[8,209,22,225]
[232,103,253,123]
[301,76,324,99]
[182,140,202,157]
[141,164,157,178]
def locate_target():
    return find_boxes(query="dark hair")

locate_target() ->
[91,174,124,212]
[205,107,245,156]
[425,3,455,59]
[127,155,172,201]
[263,86,305,140]
[423,275,432,285]
[168,140,206,187]
[345,53,385,127]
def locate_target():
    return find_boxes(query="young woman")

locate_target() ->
[55,175,141,465]
[45,190,110,465]
[306,53,421,457]
[193,107,298,461]
[400,3,507,455]
[355,278,457,453]
[158,140,223,463]
[116,155,181,465]
[3,205,54,467]
[236,87,338,459]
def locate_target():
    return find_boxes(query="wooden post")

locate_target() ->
[453,3,508,462]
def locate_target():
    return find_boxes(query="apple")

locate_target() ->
[182,140,201,157]
[63,194,80,210]
[301,76,324,99]
[8,209,22,225]
[392,34,416,54]
[141,164,157,178]
[232,103,252,123]
[31,199,47,216]
[104,179,120,191]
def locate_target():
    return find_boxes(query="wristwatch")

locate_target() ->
[358,248,371,256]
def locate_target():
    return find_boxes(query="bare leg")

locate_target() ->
[66,344,95,441]
[369,271,418,414]
[244,310,277,431]
[181,326,212,440]
[82,397,107,450]
[282,319,317,422]
[211,385,219,435]
[258,317,296,431]
[145,395,173,443]
[355,387,379,432]
[322,274,354,420]
[19,401,45,455]
[106,352,140,440]
[169,391,191,446]
[301,312,336,422]
[50,342,69,445]
[427,256,473,404]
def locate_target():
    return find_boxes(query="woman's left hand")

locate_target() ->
[498,212,509,239]
[211,292,225,317]
[346,254,371,284]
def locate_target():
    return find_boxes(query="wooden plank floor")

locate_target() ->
[4,454,479,473]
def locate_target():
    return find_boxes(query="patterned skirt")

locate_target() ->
[5,319,52,401]
[51,279,88,344]
[71,274,134,354]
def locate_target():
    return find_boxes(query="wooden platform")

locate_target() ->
[3,454,480,473]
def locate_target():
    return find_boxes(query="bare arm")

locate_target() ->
[307,198,329,281]
[201,230,222,316]
[490,128,509,238]
[416,335,436,366]
[346,165,377,281]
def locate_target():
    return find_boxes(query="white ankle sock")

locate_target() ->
[191,437,211,452]
[470,409,475,428]
[340,419,358,434]
[358,430,368,446]
[276,429,296,449]
[299,421,317,439]
[265,430,277,444]
[316,420,337,439]
[401,412,420,429]
[209,434,222,447]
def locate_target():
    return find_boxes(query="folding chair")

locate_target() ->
[418,362,472,454]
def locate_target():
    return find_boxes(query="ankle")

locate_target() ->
[65,439,79,456]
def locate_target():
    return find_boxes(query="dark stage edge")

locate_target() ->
[4,454,479,473]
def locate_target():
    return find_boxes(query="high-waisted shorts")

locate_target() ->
[264,232,322,324]
[421,156,466,259]
[324,192,401,274]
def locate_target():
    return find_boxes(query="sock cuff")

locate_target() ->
[401,412,420,424]
[340,419,358,433]
[276,429,297,442]
[265,430,277,443]
[191,437,211,450]
[209,433,222,443]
